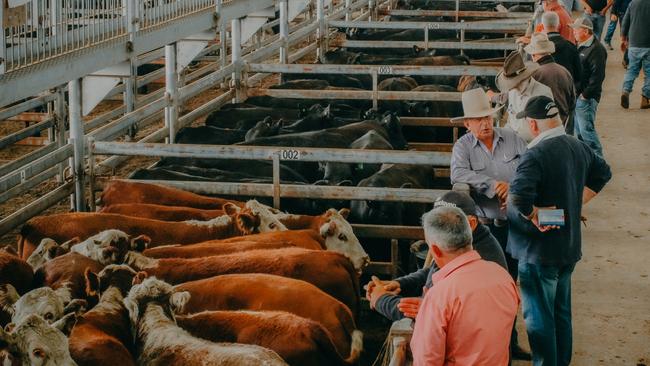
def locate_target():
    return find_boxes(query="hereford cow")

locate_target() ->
[68,265,144,366]
[26,238,76,270]
[0,313,78,366]
[100,203,225,221]
[33,252,105,301]
[121,248,360,315]
[0,247,33,295]
[18,201,284,258]
[176,274,361,357]
[143,229,325,258]
[0,284,85,326]
[123,277,288,366]
[100,180,244,209]
[178,310,361,366]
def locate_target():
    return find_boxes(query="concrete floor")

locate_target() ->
[513,34,650,365]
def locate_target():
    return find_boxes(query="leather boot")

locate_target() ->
[621,92,630,109]
[642,95,650,110]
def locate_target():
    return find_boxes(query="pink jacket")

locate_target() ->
[410,250,520,366]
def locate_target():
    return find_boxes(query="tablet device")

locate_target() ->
[538,209,565,227]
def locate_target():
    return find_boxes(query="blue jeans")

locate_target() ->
[560,0,582,11]
[603,17,620,44]
[622,47,650,97]
[586,12,606,40]
[574,97,604,157]
[519,262,576,366]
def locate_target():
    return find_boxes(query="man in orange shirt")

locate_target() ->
[410,206,520,366]
[534,0,577,44]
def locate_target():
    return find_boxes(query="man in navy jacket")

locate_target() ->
[507,96,612,366]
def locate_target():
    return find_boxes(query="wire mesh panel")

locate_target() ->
[2,0,127,72]
[139,0,214,30]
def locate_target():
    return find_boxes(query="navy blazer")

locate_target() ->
[507,135,611,266]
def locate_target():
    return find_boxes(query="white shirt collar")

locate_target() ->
[578,36,595,49]
[527,126,566,148]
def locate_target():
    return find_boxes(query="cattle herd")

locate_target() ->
[1,180,370,365]
[0,0,534,364]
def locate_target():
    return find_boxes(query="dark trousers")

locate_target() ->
[487,222,521,351]
[518,262,576,366]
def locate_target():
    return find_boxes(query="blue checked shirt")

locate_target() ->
[451,127,527,220]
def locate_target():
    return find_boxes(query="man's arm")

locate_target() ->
[374,294,406,321]
[580,48,607,100]
[451,141,499,198]
[621,5,632,40]
[508,153,542,218]
[584,150,612,200]
[410,289,447,366]
[601,0,614,14]
[395,267,431,297]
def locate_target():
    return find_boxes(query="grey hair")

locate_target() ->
[534,115,562,130]
[542,11,560,31]
[421,206,473,252]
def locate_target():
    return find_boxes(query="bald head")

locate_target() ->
[542,11,560,32]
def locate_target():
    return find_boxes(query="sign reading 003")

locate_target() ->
[279,149,301,160]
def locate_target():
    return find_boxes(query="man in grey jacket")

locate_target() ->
[621,0,650,109]
[526,32,577,134]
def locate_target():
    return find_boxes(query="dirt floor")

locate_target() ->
[509,34,650,365]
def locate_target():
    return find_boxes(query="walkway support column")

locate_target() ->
[67,78,85,212]
[231,18,243,102]
[164,43,179,143]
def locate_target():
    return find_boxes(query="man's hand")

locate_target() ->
[494,181,509,202]
[527,206,561,232]
[610,14,618,21]
[621,37,629,52]
[365,276,400,309]
[398,297,423,319]
[584,5,593,14]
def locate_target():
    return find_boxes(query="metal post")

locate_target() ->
[369,0,375,21]
[455,0,460,22]
[345,0,351,21]
[0,4,5,75]
[164,43,179,143]
[371,69,378,110]
[279,0,289,84]
[54,88,67,183]
[67,79,86,212]
[217,0,227,89]
[124,65,137,140]
[316,0,325,59]
[87,138,96,212]
[460,20,465,56]
[272,154,281,209]
[231,18,243,103]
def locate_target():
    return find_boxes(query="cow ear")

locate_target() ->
[170,291,190,314]
[130,235,151,252]
[54,286,72,305]
[123,298,139,327]
[322,105,331,119]
[59,237,80,251]
[413,45,421,54]
[3,323,15,334]
[84,268,100,299]
[400,183,413,189]
[338,208,350,220]
[52,313,77,336]
[0,284,19,316]
[63,299,88,316]
[132,271,148,286]
[223,203,240,216]
[0,245,18,256]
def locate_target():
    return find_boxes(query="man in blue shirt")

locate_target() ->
[508,96,612,366]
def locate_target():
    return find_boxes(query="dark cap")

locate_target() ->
[433,191,477,216]
[516,95,560,119]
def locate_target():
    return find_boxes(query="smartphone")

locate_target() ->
[538,209,565,227]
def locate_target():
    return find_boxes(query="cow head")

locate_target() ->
[123,277,190,330]
[26,239,76,270]
[318,209,370,274]
[229,201,287,234]
[85,265,146,302]
[244,117,282,142]
[379,112,408,150]
[70,230,145,265]
[0,285,85,327]
[0,313,77,366]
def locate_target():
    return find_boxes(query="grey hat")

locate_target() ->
[569,16,594,30]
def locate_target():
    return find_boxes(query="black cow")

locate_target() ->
[205,106,304,129]
[319,130,394,185]
[175,126,247,145]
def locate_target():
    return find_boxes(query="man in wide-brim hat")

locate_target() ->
[450,87,531,361]
[524,32,577,135]
[489,52,554,142]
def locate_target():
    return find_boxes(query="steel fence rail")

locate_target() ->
[0,143,73,195]
[0,118,54,150]
[246,63,502,76]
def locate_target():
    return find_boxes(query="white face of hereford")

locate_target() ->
[1,313,78,366]
[319,209,370,274]
[69,230,134,265]
[244,200,288,232]
[26,239,60,270]
[0,285,71,326]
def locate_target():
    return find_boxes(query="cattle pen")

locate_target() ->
[8,0,629,365]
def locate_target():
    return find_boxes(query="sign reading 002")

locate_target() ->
[279,149,301,160]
